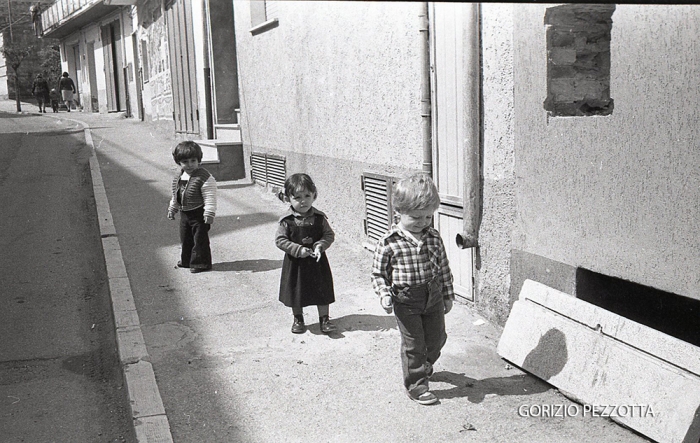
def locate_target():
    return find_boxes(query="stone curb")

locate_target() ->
[76,118,174,443]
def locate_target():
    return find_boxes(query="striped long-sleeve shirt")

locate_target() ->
[371,225,454,301]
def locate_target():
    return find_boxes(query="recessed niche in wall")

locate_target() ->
[575,267,700,347]
[543,4,615,117]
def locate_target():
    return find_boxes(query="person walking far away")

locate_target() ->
[57,72,76,112]
[31,73,50,113]
[276,173,337,334]
[371,173,454,406]
[167,141,217,273]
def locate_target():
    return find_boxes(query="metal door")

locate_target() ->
[430,2,475,301]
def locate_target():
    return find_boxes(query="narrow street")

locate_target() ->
[0,111,134,442]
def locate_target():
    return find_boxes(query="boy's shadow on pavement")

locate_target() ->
[306,314,397,339]
[213,259,283,273]
[431,371,552,403]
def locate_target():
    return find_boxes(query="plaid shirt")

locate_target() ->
[371,225,454,300]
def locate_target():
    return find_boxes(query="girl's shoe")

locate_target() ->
[319,315,336,333]
[292,316,306,334]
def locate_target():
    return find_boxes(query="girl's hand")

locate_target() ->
[299,247,312,258]
[167,210,175,220]
[204,216,214,225]
[312,245,323,262]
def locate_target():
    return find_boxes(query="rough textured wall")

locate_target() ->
[137,0,172,122]
[478,4,516,325]
[234,1,423,239]
[514,5,700,299]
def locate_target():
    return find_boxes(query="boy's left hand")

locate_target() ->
[444,299,453,314]
[204,216,214,225]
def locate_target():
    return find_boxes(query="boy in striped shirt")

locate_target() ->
[371,173,454,405]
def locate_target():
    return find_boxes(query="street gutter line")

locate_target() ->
[75,118,175,443]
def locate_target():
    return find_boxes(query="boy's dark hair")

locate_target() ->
[284,173,317,198]
[172,141,203,164]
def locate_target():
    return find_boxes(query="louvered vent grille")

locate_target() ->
[250,152,286,189]
[362,173,396,242]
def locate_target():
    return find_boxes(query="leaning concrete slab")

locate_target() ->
[498,279,700,443]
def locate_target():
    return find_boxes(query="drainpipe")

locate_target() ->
[455,3,481,249]
[419,3,432,175]
[203,0,214,139]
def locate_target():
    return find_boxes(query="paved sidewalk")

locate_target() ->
[2,100,652,442]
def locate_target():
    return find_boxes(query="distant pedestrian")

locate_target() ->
[371,173,454,405]
[57,72,76,112]
[167,141,217,273]
[276,173,336,334]
[49,89,60,113]
[31,74,50,113]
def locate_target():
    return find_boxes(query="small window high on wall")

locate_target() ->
[250,1,279,35]
[543,4,615,117]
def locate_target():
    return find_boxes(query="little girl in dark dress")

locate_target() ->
[275,173,336,334]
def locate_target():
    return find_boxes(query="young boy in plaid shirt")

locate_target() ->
[371,173,454,405]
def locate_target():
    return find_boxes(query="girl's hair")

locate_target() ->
[392,173,440,213]
[172,141,203,163]
[284,173,317,198]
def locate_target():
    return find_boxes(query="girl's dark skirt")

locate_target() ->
[279,254,335,308]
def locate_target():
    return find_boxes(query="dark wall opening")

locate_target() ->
[576,268,700,347]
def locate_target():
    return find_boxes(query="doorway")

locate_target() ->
[430,2,476,301]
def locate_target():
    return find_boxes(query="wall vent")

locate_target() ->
[362,173,397,242]
[250,151,286,189]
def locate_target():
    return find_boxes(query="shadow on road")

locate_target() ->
[213,259,283,273]
[432,371,551,402]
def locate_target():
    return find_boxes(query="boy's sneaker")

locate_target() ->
[190,265,212,273]
[406,388,438,405]
[176,261,189,268]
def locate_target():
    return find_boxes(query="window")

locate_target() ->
[140,40,149,83]
[543,4,615,117]
[250,0,279,35]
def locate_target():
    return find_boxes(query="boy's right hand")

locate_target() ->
[167,210,175,220]
[380,295,393,314]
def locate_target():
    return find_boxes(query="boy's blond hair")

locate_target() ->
[392,173,440,213]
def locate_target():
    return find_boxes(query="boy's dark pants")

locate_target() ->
[393,280,447,395]
[179,207,211,269]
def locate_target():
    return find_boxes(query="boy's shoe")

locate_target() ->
[291,316,306,334]
[319,315,336,333]
[406,388,438,405]
[176,261,189,268]
[190,265,212,273]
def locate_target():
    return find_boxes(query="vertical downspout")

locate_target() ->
[456,3,481,249]
[419,3,432,175]
[202,0,214,139]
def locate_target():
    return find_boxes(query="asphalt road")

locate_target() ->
[0,111,134,442]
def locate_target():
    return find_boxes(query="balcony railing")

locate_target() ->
[40,0,134,39]
[41,0,96,36]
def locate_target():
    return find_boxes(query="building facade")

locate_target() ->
[38,1,700,337]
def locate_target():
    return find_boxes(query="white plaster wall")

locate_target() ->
[478,4,516,324]
[513,5,700,299]
[234,1,425,239]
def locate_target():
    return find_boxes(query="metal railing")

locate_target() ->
[40,0,96,36]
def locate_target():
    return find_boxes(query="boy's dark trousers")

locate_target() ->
[392,279,447,395]
[179,207,211,269]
